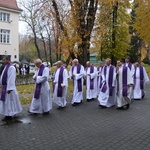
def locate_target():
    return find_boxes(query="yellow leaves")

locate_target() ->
[134,0,150,43]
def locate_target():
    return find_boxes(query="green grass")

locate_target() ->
[142,63,150,78]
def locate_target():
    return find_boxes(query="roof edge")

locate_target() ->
[0,6,22,13]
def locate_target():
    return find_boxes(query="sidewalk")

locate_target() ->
[0,84,150,150]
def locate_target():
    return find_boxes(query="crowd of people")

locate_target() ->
[0,55,149,122]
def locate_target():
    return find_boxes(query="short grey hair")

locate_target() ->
[73,59,79,62]
[35,59,42,63]
[57,60,63,65]
[99,61,103,64]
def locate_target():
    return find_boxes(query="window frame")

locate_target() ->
[0,12,10,22]
[0,29,11,44]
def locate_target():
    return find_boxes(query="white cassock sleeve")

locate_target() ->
[127,68,133,85]
[90,67,97,79]
[33,70,37,79]
[84,69,87,77]
[131,65,135,77]
[36,67,49,84]
[143,67,149,82]
[112,67,116,87]
[63,69,69,87]
[101,67,106,82]
[7,66,16,91]
[74,65,84,80]
[69,67,73,80]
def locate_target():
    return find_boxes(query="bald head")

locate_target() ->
[106,58,111,66]
[73,59,79,66]
[99,61,104,67]
[86,61,91,67]
[56,60,63,68]
[34,59,42,68]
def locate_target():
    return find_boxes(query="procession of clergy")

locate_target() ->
[0,55,149,121]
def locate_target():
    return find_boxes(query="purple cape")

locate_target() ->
[34,64,45,99]
[1,63,12,101]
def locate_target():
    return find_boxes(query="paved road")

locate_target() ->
[0,83,150,150]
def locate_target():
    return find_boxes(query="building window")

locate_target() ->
[0,29,10,44]
[0,12,10,22]
[14,55,17,59]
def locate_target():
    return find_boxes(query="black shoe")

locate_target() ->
[57,106,64,110]
[28,110,38,115]
[121,104,130,110]
[2,116,12,121]
[28,110,31,113]
[72,103,77,106]
[116,106,123,110]
[74,102,80,105]
[87,99,90,102]
[43,111,49,115]
[99,105,107,108]
[87,99,93,102]
[142,95,145,99]
[125,104,130,109]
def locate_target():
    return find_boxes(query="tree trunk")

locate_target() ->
[33,30,41,59]
[111,2,118,65]
[41,34,48,65]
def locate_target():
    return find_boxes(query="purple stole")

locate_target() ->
[134,66,144,89]
[101,65,114,96]
[57,67,65,97]
[125,63,132,70]
[34,64,45,99]
[116,66,128,96]
[122,66,128,97]
[116,67,119,96]
[72,64,82,92]
[86,65,94,90]
[0,63,12,101]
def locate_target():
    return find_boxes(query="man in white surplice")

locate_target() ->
[133,60,149,100]
[69,59,84,106]
[98,58,116,108]
[116,60,133,110]
[29,59,52,115]
[84,61,97,102]
[0,56,22,121]
[53,61,68,109]
[124,56,135,99]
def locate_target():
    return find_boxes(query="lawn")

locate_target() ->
[143,63,150,77]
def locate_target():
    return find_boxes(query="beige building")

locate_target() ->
[0,0,22,62]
